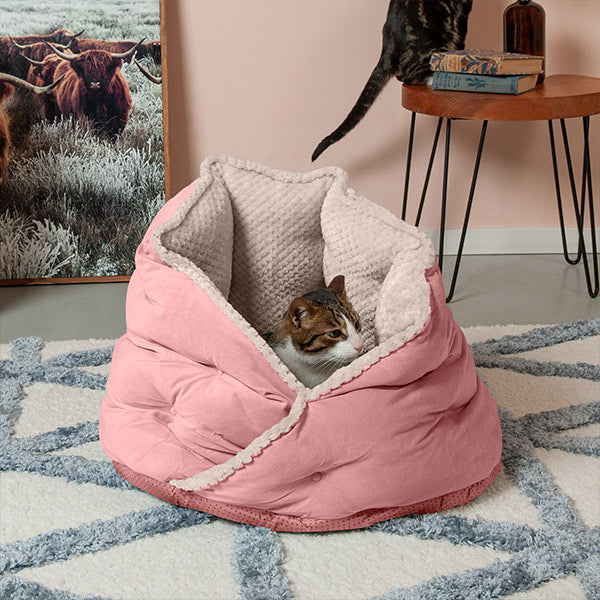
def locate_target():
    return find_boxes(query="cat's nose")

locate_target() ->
[354,342,364,353]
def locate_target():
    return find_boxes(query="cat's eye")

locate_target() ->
[327,330,343,338]
[354,320,361,332]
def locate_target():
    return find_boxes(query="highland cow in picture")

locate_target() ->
[0,81,12,180]
[0,0,164,283]
[75,38,161,64]
[0,29,82,77]
[28,41,143,139]
[0,72,63,181]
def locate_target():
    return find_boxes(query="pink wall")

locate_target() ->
[164,0,599,231]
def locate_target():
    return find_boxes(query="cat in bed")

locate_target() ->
[267,275,364,388]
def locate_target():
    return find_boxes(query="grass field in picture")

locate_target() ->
[0,0,164,280]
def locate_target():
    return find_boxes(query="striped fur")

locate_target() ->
[312,0,473,161]
[269,275,364,388]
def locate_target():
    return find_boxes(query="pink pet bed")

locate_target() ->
[100,155,502,532]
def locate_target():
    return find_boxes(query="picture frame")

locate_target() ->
[0,0,169,285]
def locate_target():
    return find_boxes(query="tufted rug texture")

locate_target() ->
[0,320,599,600]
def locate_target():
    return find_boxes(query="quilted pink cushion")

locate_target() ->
[100,156,502,532]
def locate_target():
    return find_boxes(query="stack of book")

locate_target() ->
[429,49,544,95]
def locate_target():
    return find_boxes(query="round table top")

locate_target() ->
[402,74,600,121]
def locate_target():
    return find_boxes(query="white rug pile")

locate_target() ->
[0,321,599,599]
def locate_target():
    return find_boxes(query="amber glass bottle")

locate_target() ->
[503,0,545,83]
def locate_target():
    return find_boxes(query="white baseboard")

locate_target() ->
[422,227,599,255]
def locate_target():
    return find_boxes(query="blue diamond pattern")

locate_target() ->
[0,321,598,599]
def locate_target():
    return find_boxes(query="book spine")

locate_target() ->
[430,53,501,75]
[432,72,523,94]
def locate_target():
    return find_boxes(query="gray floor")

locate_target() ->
[0,254,598,343]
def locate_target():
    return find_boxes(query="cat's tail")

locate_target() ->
[311,57,392,162]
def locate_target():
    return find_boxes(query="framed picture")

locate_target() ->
[0,0,168,284]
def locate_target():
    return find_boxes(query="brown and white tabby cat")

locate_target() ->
[268,275,363,388]
[311,0,473,161]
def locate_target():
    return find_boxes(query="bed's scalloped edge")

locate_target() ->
[113,461,503,533]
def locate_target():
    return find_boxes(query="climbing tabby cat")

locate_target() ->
[312,0,473,161]
[267,275,363,388]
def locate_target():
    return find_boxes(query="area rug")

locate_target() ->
[0,320,599,600]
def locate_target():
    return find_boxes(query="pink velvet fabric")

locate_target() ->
[99,183,503,531]
[113,461,503,532]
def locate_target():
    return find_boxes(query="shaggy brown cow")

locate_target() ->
[0,80,12,180]
[29,41,143,139]
[9,39,74,81]
[75,39,161,64]
[11,37,74,60]
[12,29,83,47]
[25,53,64,122]
[0,72,63,181]
[0,29,82,77]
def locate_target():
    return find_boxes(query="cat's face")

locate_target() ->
[283,275,364,368]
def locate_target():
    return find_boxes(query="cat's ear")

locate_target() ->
[288,297,312,328]
[327,275,346,297]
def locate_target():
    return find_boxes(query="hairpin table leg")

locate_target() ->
[548,120,582,264]
[444,120,488,303]
[401,113,443,226]
[415,117,443,227]
[438,118,452,275]
[548,117,598,297]
[579,116,598,297]
[402,112,416,221]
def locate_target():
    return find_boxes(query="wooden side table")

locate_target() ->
[401,74,600,301]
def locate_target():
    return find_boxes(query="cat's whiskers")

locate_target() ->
[268,275,363,388]
[312,357,342,372]
[312,353,354,372]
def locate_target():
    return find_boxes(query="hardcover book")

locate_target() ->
[432,72,538,95]
[430,49,544,76]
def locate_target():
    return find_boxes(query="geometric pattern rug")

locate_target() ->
[1,320,599,600]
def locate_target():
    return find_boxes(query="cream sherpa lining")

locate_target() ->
[152,155,435,490]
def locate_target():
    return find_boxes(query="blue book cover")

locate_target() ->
[432,72,537,95]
